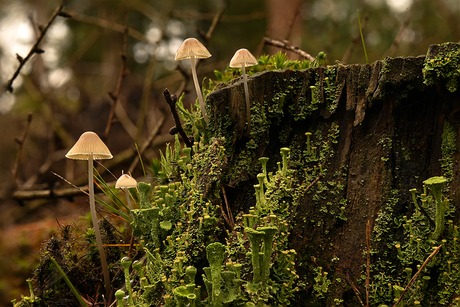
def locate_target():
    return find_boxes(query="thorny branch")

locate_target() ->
[2,5,69,95]
[104,20,129,140]
[12,113,33,184]
[263,37,315,61]
[163,89,192,148]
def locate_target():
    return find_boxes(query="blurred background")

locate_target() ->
[0,0,458,304]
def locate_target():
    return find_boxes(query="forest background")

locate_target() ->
[0,0,458,305]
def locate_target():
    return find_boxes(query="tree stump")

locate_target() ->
[206,42,460,304]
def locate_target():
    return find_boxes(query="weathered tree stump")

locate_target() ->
[206,42,460,304]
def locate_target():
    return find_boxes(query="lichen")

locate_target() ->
[423,42,460,92]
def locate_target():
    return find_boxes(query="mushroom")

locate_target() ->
[229,48,258,135]
[65,131,113,299]
[115,173,138,212]
[175,38,211,122]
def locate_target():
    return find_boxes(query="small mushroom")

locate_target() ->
[115,173,138,212]
[65,131,112,299]
[230,48,258,135]
[175,38,211,122]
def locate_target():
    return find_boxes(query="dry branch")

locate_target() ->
[163,89,192,148]
[392,245,442,307]
[12,113,33,183]
[3,5,68,95]
[104,21,129,139]
[263,37,315,61]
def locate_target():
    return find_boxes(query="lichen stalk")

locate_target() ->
[245,228,264,285]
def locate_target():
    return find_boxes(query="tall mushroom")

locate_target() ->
[175,38,211,122]
[115,173,138,212]
[65,131,113,300]
[229,48,258,135]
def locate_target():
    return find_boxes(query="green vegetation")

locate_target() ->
[12,46,460,306]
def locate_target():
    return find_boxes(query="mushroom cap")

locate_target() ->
[65,131,113,160]
[174,38,211,61]
[229,48,258,68]
[115,174,138,189]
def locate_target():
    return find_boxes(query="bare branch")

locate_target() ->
[104,20,129,139]
[341,14,369,64]
[163,89,192,148]
[69,12,147,42]
[12,113,33,184]
[3,5,66,95]
[128,115,165,174]
[263,37,315,61]
[392,245,442,307]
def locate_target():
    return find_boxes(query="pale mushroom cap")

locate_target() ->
[229,48,258,68]
[115,174,138,189]
[174,38,211,61]
[65,131,113,160]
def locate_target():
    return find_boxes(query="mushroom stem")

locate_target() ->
[124,188,133,211]
[190,56,208,122]
[241,65,251,135]
[88,156,112,301]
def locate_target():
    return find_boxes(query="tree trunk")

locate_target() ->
[206,42,460,304]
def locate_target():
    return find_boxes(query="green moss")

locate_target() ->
[423,42,460,92]
[440,120,456,181]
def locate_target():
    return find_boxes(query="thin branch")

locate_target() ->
[221,186,235,231]
[205,5,226,42]
[104,19,129,139]
[392,245,442,307]
[163,89,192,147]
[340,269,365,307]
[69,12,147,42]
[382,19,410,58]
[12,113,33,183]
[172,9,265,23]
[366,220,371,307]
[341,14,369,64]
[263,37,315,61]
[3,5,68,95]
[128,114,165,174]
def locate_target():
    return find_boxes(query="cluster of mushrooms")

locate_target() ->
[175,38,258,134]
[65,38,258,300]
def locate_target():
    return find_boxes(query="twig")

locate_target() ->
[221,186,235,231]
[204,5,226,42]
[128,115,165,174]
[12,113,33,183]
[163,89,192,147]
[341,14,369,64]
[284,4,302,41]
[382,19,410,58]
[340,269,365,307]
[366,220,371,307]
[289,174,323,221]
[263,37,315,61]
[134,0,175,143]
[104,18,129,139]
[392,245,442,307]
[52,171,89,196]
[69,12,147,42]
[3,5,68,94]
